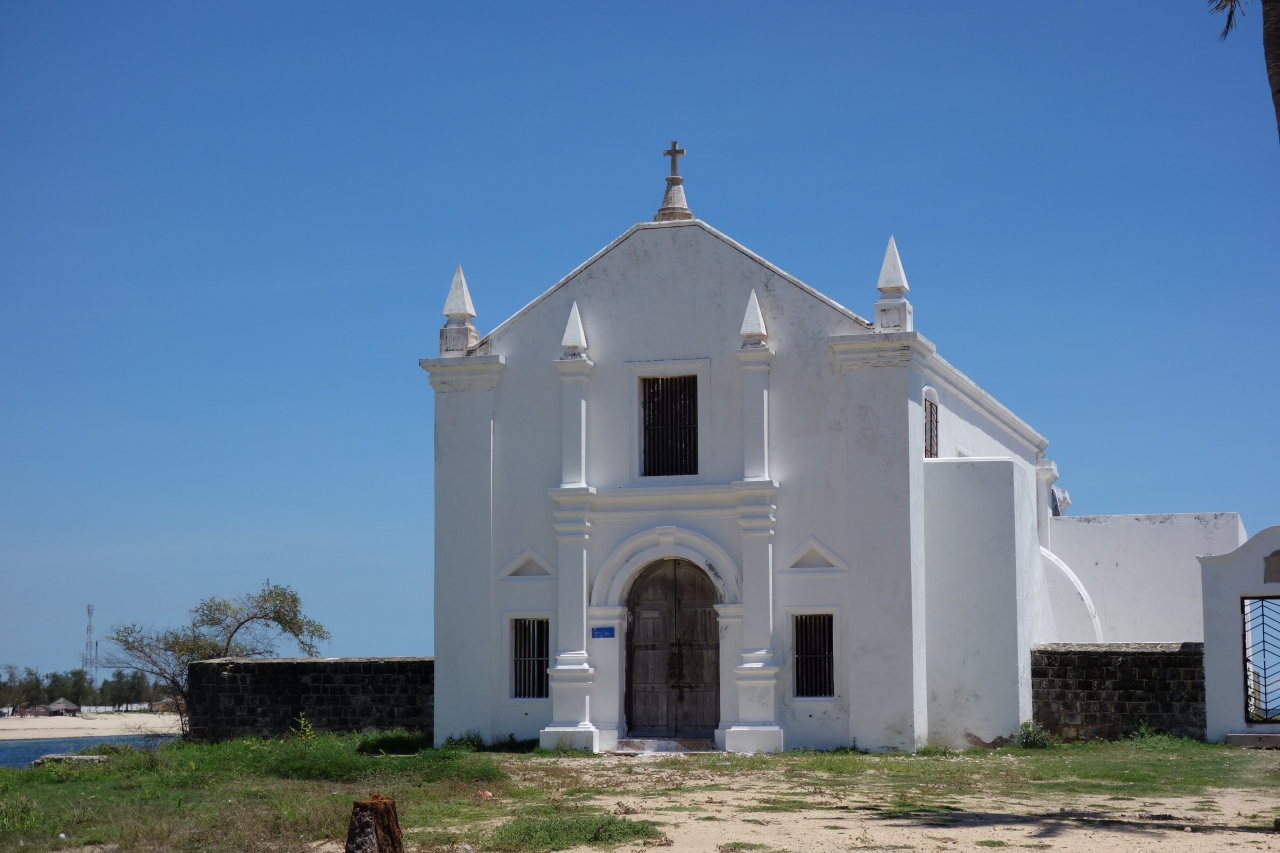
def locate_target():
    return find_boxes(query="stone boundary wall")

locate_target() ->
[187,657,433,742]
[1031,643,1205,741]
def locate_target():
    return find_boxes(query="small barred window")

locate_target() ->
[513,618,549,699]
[794,614,835,698]
[924,397,939,459]
[642,375,698,476]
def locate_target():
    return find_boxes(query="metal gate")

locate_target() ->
[1244,597,1280,722]
[625,559,719,738]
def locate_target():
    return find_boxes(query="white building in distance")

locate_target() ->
[420,146,1244,753]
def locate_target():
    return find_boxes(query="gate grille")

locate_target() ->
[513,618,549,699]
[642,375,698,476]
[794,614,835,698]
[1244,597,1280,722]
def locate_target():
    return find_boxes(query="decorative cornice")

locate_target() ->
[829,331,936,371]
[555,356,595,379]
[736,346,774,367]
[419,354,506,392]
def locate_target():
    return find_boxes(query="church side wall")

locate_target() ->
[1051,514,1247,643]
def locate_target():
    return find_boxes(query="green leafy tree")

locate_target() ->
[106,581,329,733]
[0,665,20,710]
[1210,0,1280,144]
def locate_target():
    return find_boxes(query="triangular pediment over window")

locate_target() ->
[777,537,848,574]
[497,548,556,580]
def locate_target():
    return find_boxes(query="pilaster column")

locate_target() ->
[725,479,783,753]
[543,486,598,750]
[557,356,593,487]
[737,346,773,481]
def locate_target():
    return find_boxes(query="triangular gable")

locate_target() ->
[478,220,872,345]
[496,548,556,580]
[777,537,848,574]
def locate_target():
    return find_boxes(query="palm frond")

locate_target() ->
[1209,0,1247,41]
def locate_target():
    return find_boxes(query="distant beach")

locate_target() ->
[0,712,180,741]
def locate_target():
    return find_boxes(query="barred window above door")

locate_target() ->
[794,614,835,698]
[924,397,939,459]
[642,375,698,476]
[513,618,549,699]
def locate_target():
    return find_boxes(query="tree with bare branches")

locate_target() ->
[1210,0,1280,144]
[106,581,330,733]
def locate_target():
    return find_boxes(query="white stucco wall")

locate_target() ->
[1049,513,1247,643]
[1200,526,1280,742]
[924,458,1040,749]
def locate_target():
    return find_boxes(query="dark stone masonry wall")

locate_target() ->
[1031,643,1205,741]
[187,657,433,742]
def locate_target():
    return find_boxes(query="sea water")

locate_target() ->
[0,734,177,768]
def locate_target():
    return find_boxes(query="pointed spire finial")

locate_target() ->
[439,264,479,357]
[654,140,694,222]
[561,302,588,357]
[876,235,909,294]
[740,289,768,345]
[443,264,477,320]
[873,235,913,332]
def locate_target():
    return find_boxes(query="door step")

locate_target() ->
[612,738,717,755]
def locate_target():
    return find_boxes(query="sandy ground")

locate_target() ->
[0,711,180,740]
[457,754,1280,853]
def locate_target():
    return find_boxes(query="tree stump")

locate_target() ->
[344,794,404,853]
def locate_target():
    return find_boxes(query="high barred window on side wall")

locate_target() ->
[794,614,835,698]
[924,397,939,459]
[642,375,698,476]
[513,618,549,699]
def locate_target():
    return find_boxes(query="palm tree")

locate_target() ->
[1210,0,1280,144]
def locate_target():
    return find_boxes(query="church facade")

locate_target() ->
[421,151,1244,753]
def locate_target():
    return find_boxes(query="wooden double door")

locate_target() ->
[625,559,720,738]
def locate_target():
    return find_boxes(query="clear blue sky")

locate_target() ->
[2,2,1276,675]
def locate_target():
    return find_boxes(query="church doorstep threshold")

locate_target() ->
[611,738,717,755]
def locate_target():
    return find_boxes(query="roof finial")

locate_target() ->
[561,302,589,358]
[739,289,769,348]
[443,264,476,321]
[440,264,479,357]
[873,236,913,333]
[654,140,694,222]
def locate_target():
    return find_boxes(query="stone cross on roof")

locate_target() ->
[654,140,693,222]
[664,141,686,176]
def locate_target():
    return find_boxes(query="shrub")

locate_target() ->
[487,813,662,851]
[356,728,433,755]
[1013,720,1056,749]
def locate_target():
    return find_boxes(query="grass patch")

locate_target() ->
[718,844,770,852]
[486,813,662,851]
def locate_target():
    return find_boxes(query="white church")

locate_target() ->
[420,145,1246,754]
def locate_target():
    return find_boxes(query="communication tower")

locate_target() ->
[83,604,97,684]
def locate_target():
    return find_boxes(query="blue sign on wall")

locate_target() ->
[591,626,615,639]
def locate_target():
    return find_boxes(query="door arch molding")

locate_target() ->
[592,526,740,607]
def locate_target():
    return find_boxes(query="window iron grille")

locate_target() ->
[924,397,939,459]
[642,375,698,476]
[1244,597,1280,722]
[794,614,835,698]
[513,618,549,699]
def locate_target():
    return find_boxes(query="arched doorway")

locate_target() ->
[625,559,720,738]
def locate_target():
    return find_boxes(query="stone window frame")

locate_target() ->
[784,605,843,705]
[626,358,710,485]
[502,610,555,705]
